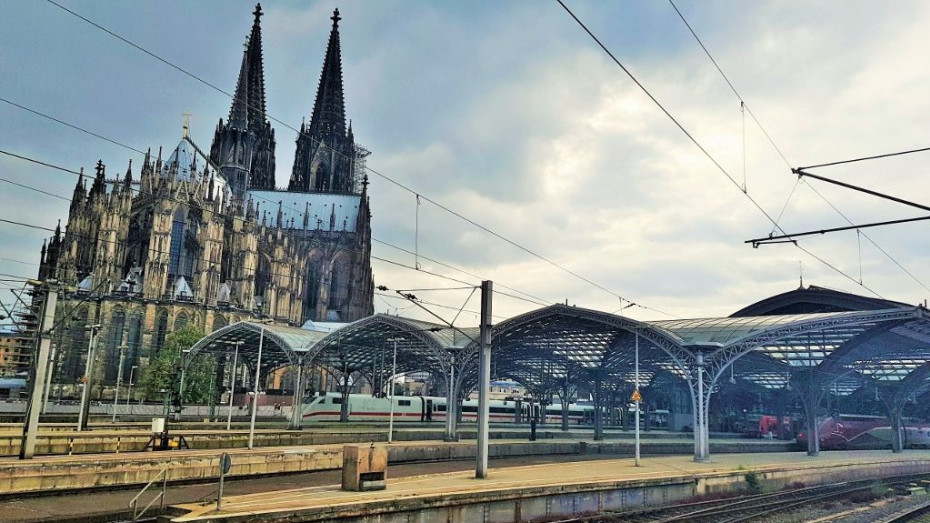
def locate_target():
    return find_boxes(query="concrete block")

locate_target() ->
[342,444,387,492]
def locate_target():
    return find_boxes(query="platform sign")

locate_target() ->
[631,389,642,402]
[220,452,232,474]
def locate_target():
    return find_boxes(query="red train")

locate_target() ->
[797,414,930,450]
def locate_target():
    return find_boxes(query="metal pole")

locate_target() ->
[217,467,225,512]
[695,351,707,462]
[112,345,125,422]
[388,339,397,443]
[226,343,239,431]
[248,327,264,449]
[21,281,58,459]
[77,325,99,432]
[291,362,303,430]
[41,345,56,414]
[476,280,493,479]
[446,351,456,441]
[635,332,641,467]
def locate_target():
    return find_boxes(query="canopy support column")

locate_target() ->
[691,351,710,462]
[793,372,823,456]
[290,362,304,430]
[593,371,604,441]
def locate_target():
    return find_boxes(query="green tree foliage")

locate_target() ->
[139,326,216,403]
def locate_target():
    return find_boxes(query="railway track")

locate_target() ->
[880,499,930,523]
[554,475,927,523]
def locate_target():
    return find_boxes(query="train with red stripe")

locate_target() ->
[797,414,930,450]
[291,392,595,423]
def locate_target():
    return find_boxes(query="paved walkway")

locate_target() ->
[169,450,930,522]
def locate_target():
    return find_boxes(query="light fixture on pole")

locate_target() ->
[386,337,401,444]
[385,327,444,444]
[126,365,138,406]
[112,345,126,422]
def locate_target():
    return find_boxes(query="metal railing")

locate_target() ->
[129,465,169,522]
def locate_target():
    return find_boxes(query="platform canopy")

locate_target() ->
[304,314,478,381]
[188,321,329,369]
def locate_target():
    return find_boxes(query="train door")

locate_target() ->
[426,399,433,421]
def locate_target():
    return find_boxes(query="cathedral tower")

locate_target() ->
[210,3,276,196]
[288,9,357,194]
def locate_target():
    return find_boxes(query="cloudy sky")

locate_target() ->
[1,0,928,326]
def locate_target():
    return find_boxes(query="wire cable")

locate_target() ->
[0,151,560,316]
[798,146,930,171]
[557,0,882,298]
[666,1,929,294]
[40,0,662,315]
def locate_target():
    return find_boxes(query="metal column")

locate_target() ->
[21,281,58,459]
[476,280,493,479]
[248,326,265,449]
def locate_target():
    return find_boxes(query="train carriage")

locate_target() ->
[291,392,594,424]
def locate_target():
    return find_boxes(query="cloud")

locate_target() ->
[2,0,929,327]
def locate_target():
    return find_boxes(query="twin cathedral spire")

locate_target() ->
[210,4,359,197]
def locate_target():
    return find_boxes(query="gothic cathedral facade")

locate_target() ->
[37,5,374,390]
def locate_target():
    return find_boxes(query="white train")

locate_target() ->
[291,392,595,424]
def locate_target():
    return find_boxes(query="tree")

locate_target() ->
[139,326,215,403]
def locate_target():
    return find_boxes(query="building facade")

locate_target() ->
[37,5,374,393]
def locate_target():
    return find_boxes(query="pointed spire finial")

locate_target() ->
[182,110,192,138]
[253,3,263,21]
[331,8,341,26]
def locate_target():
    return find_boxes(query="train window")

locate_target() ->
[398,399,411,406]
[435,405,446,411]
[332,397,343,405]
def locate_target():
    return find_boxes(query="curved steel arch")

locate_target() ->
[485,304,695,377]
[703,308,922,384]
[304,314,458,384]
[187,321,304,367]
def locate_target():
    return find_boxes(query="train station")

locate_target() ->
[2,284,928,521]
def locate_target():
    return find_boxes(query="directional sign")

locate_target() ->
[220,452,232,475]
[630,389,642,402]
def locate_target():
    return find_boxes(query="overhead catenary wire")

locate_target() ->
[555,0,882,298]
[0,161,554,312]
[666,0,930,294]
[39,0,664,316]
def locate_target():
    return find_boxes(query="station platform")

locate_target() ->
[0,437,792,495]
[165,450,930,523]
[0,423,751,457]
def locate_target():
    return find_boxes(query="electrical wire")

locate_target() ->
[0,162,557,309]
[556,0,882,298]
[797,146,930,171]
[1,96,558,311]
[39,0,664,316]
[666,0,929,294]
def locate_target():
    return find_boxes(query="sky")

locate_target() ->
[1,0,929,326]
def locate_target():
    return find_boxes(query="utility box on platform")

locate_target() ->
[341,444,387,491]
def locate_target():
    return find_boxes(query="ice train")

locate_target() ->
[290,392,595,423]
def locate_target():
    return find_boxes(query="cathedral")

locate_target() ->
[37,5,374,389]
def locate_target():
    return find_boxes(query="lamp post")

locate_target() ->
[126,365,137,406]
[386,338,400,443]
[384,327,444,444]
[112,345,126,423]
[226,340,243,431]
